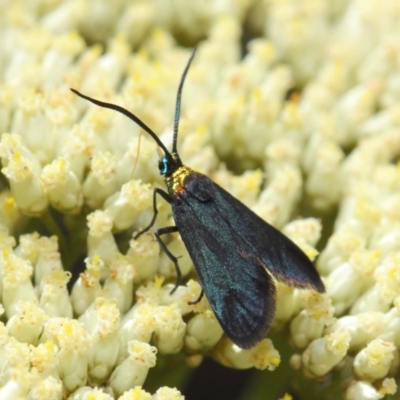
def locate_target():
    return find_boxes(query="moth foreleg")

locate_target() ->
[135,188,171,239]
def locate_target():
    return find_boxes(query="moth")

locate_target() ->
[71,48,324,349]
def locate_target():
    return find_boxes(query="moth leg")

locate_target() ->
[135,188,171,239]
[189,290,204,305]
[155,226,182,294]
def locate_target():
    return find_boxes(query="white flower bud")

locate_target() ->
[344,379,397,400]
[378,306,400,346]
[152,387,184,400]
[61,125,93,182]
[282,220,320,262]
[0,339,32,398]
[253,165,302,228]
[317,231,366,275]
[350,286,391,315]
[26,375,63,400]
[380,378,397,397]
[290,293,334,349]
[265,137,301,178]
[34,235,63,287]
[83,151,118,209]
[336,86,377,145]
[104,180,152,231]
[227,169,262,207]
[135,277,165,306]
[302,329,351,377]
[2,249,37,317]
[127,233,159,283]
[39,269,72,318]
[103,255,136,313]
[70,255,103,317]
[353,339,396,380]
[328,312,385,352]
[180,126,217,176]
[118,303,155,362]
[0,133,37,171]
[304,139,344,210]
[273,285,299,329]
[1,150,48,216]
[14,232,40,265]
[283,218,322,247]
[109,340,157,398]
[369,221,400,255]
[79,298,120,383]
[6,301,48,345]
[87,211,119,264]
[30,341,59,380]
[115,137,158,186]
[152,304,186,354]
[372,253,400,305]
[41,158,83,214]
[213,337,281,370]
[40,318,91,393]
[0,378,30,400]
[5,334,31,371]
[326,250,379,315]
[185,310,223,351]
[40,32,85,88]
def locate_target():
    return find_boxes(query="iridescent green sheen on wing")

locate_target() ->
[171,173,276,349]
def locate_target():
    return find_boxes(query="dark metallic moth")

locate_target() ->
[71,48,325,349]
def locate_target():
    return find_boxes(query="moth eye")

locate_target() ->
[158,157,169,175]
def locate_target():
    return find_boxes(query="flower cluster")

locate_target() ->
[0,0,400,399]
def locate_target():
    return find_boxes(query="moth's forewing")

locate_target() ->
[172,173,276,349]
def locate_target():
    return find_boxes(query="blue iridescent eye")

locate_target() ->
[158,156,169,175]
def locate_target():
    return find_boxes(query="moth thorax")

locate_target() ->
[165,165,192,194]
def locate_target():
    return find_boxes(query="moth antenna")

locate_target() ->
[172,47,197,154]
[70,88,171,157]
